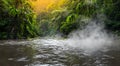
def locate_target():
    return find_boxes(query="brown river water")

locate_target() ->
[0,38,120,66]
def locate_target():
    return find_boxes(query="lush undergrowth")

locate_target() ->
[37,0,120,36]
[0,0,39,39]
[0,0,120,39]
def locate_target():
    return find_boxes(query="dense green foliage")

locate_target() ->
[103,0,120,34]
[0,0,120,39]
[37,0,120,36]
[0,0,38,39]
[38,0,98,36]
[60,0,97,35]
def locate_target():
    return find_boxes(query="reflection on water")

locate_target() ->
[0,39,120,66]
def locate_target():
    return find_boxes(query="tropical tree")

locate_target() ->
[0,0,38,39]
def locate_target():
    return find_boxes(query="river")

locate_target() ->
[0,38,120,66]
[0,22,120,66]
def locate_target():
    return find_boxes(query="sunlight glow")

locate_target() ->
[30,0,68,14]
[30,0,58,13]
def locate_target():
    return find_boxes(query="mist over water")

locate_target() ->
[0,19,119,66]
[3,18,113,53]
[64,20,113,53]
[33,19,113,53]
